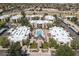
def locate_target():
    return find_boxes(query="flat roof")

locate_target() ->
[29,20,52,24]
[49,26,73,43]
[66,16,76,18]
[26,15,43,17]
[44,15,55,20]
[10,15,22,20]
[0,15,10,19]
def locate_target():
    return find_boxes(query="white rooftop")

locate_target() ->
[44,15,55,20]
[66,15,76,18]
[29,20,52,24]
[26,15,43,17]
[10,15,22,20]
[49,26,73,44]
[8,26,30,42]
[0,15,10,19]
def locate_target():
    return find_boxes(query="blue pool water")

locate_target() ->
[36,29,44,37]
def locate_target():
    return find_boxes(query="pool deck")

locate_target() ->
[44,29,49,42]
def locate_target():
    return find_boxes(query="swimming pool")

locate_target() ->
[35,29,44,38]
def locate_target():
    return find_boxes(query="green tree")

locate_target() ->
[20,18,31,27]
[20,11,32,27]
[49,38,59,49]
[53,15,62,26]
[6,17,10,22]
[56,45,75,56]
[67,17,71,20]
[8,42,22,56]
[21,11,26,18]
[0,21,6,28]
[0,37,10,48]
[53,14,57,20]
[71,39,79,50]
[71,17,78,23]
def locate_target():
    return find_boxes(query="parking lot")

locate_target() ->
[0,23,17,37]
[55,18,79,40]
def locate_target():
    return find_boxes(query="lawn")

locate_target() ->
[30,41,37,49]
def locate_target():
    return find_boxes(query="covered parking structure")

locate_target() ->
[49,26,73,45]
[8,26,30,46]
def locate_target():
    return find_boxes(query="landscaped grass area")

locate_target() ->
[56,45,75,56]
[0,37,10,48]
[39,38,59,49]
[49,38,59,49]
[71,39,79,49]
[30,41,37,49]
[41,42,48,49]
